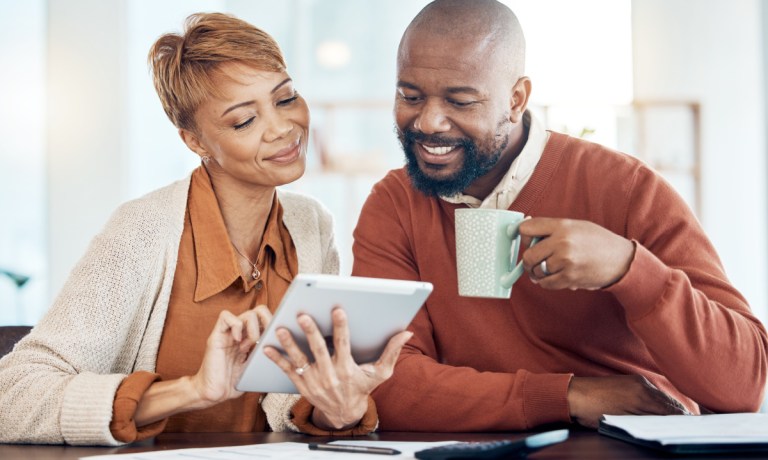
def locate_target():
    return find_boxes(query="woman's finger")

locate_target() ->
[213,310,243,343]
[263,346,308,394]
[237,310,260,352]
[252,304,273,335]
[275,327,310,369]
[331,307,352,362]
[297,314,333,371]
[372,330,414,381]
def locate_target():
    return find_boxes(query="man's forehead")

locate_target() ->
[400,28,497,65]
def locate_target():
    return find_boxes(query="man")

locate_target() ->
[352,0,767,431]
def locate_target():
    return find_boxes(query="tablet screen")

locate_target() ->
[235,274,433,393]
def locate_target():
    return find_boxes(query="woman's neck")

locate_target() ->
[205,165,275,259]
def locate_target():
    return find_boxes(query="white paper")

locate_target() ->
[602,413,768,445]
[80,440,459,460]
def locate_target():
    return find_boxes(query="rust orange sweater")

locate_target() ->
[353,132,767,431]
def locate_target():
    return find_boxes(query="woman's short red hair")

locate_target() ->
[148,12,286,131]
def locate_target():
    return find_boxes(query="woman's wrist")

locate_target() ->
[134,376,213,427]
[310,398,369,431]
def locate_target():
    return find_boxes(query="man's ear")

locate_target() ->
[178,128,208,159]
[509,77,532,124]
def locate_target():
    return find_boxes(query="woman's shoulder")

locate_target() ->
[102,176,190,242]
[277,188,331,216]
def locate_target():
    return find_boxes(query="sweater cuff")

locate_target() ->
[522,372,573,428]
[61,372,127,446]
[290,396,379,436]
[110,371,167,443]
[604,241,672,321]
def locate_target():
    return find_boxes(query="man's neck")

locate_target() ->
[462,120,530,200]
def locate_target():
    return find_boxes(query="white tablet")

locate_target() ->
[235,273,433,393]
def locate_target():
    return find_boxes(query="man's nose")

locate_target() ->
[413,100,450,134]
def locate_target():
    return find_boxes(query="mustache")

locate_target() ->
[399,128,470,148]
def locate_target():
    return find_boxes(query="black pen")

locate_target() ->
[308,442,401,455]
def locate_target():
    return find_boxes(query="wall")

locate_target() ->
[632,0,768,325]
[0,0,46,323]
[45,0,219,298]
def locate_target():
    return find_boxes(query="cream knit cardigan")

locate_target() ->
[0,176,340,445]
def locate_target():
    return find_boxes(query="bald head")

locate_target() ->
[399,0,526,79]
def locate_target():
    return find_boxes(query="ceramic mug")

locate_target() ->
[455,208,535,298]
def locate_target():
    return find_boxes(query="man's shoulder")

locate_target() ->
[370,167,419,198]
[549,131,650,174]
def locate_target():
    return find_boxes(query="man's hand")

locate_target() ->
[519,218,635,290]
[567,375,689,429]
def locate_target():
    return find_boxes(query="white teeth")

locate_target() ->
[422,144,456,155]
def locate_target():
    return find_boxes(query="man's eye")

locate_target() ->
[400,94,422,103]
[449,99,474,107]
[234,117,255,130]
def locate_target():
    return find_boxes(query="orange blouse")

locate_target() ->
[109,167,376,442]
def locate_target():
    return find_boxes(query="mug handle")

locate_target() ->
[500,222,540,289]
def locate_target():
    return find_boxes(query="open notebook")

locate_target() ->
[599,413,768,454]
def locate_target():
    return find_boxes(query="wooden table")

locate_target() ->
[1,428,764,459]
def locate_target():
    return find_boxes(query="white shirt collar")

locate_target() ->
[441,110,550,210]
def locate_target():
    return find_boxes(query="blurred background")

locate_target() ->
[0,0,766,349]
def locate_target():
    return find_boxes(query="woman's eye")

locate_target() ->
[234,117,255,130]
[277,95,299,106]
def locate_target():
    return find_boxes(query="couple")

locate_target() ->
[0,0,765,445]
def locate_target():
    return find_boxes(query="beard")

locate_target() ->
[397,124,509,198]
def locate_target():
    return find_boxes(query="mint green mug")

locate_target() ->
[455,208,535,298]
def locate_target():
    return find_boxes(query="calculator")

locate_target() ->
[414,429,569,459]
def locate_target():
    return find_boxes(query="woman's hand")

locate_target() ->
[190,305,272,407]
[263,307,412,430]
[135,305,273,427]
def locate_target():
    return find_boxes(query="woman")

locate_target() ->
[0,12,410,445]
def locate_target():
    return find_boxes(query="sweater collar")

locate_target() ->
[440,110,549,210]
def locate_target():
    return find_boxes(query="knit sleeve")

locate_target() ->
[606,165,768,412]
[0,191,179,445]
[317,198,340,276]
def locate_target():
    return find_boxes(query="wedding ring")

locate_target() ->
[295,363,310,376]
[539,259,552,277]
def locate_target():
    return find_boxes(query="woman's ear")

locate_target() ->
[509,77,532,124]
[178,128,208,160]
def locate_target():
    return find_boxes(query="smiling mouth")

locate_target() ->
[265,139,301,162]
[421,144,459,156]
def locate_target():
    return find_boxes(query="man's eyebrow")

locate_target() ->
[221,78,293,117]
[397,80,419,90]
[446,86,481,96]
[396,80,481,96]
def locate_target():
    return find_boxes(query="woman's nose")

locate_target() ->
[263,112,293,142]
